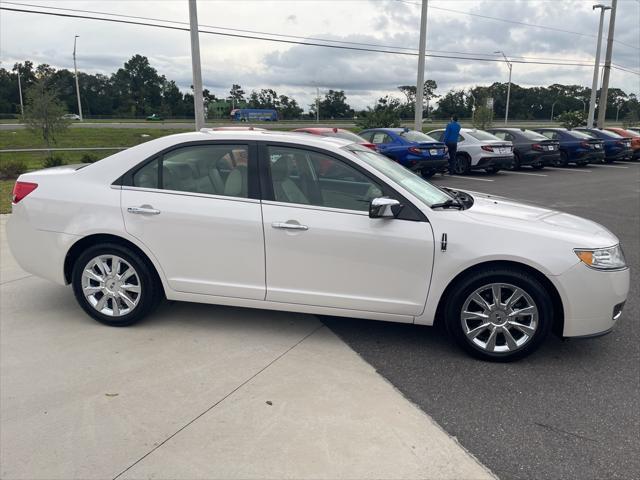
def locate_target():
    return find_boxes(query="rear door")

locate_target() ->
[120,142,266,299]
[259,143,434,316]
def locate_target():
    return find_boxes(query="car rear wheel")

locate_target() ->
[556,151,569,167]
[72,243,161,327]
[485,166,501,174]
[454,153,470,174]
[512,153,521,170]
[420,168,435,178]
[444,268,553,362]
[532,164,545,170]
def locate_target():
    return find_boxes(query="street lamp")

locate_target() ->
[551,100,559,122]
[494,51,512,125]
[587,4,611,127]
[311,82,320,123]
[72,35,83,121]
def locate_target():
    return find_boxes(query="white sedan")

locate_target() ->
[7,130,629,361]
[428,128,514,174]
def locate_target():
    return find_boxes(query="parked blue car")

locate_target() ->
[575,128,633,162]
[534,128,605,166]
[359,128,448,178]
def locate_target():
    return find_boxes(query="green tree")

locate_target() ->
[278,95,303,119]
[557,110,586,129]
[472,103,494,129]
[356,96,402,129]
[318,90,352,119]
[110,55,162,116]
[23,78,70,158]
[228,84,245,106]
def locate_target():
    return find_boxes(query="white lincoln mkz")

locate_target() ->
[7,130,630,361]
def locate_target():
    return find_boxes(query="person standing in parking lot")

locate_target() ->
[443,115,461,174]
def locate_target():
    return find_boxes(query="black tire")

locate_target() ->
[71,243,162,327]
[577,160,589,167]
[532,164,545,170]
[485,166,501,174]
[443,267,553,362]
[420,168,435,178]
[512,153,521,170]
[556,151,569,167]
[454,153,471,174]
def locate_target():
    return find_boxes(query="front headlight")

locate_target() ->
[574,244,627,270]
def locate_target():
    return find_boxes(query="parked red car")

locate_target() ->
[604,127,640,160]
[293,127,377,151]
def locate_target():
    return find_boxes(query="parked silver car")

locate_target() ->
[428,128,514,174]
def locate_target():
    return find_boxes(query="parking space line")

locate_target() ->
[614,161,639,165]
[504,171,548,177]
[449,176,495,182]
[546,167,592,173]
[591,164,629,169]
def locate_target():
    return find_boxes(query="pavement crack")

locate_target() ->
[111,323,326,480]
[533,422,598,443]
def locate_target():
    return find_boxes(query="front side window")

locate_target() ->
[132,144,249,198]
[267,146,382,212]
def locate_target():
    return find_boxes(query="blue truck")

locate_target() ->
[230,108,278,122]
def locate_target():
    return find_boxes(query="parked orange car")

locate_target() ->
[605,127,640,160]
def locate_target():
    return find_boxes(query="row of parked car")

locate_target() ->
[292,125,640,178]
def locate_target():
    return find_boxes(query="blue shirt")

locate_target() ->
[443,121,461,144]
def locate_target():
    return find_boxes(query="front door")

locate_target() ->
[260,144,434,316]
[121,142,265,299]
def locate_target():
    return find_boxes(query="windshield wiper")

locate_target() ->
[431,198,464,210]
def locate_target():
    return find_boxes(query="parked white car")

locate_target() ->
[428,128,514,174]
[61,113,81,120]
[7,130,629,361]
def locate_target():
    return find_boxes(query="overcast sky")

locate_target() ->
[1,0,639,110]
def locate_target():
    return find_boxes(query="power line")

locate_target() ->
[397,0,639,51]
[2,1,611,65]
[1,5,638,76]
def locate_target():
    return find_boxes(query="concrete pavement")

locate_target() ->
[0,215,493,480]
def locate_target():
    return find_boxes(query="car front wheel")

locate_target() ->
[444,268,553,361]
[71,243,161,327]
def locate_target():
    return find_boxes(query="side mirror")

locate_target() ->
[369,197,403,219]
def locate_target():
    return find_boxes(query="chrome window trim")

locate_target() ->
[261,199,370,217]
[121,185,260,204]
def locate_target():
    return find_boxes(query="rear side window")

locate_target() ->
[467,130,501,141]
[492,131,513,141]
[131,144,250,199]
[371,132,391,144]
[539,131,557,140]
[521,130,548,140]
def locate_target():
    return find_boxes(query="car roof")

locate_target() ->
[293,127,350,133]
[535,127,567,131]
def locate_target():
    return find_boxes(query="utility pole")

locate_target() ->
[495,51,512,124]
[73,35,83,121]
[597,0,617,128]
[587,4,610,127]
[17,70,24,116]
[316,86,320,123]
[414,0,428,131]
[188,0,205,131]
[551,100,559,122]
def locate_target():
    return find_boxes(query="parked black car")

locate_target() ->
[574,128,633,162]
[533,128,605,166]
[488,128,560,169]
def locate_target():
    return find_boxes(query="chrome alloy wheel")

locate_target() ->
[460,283,538,354]
[81,255,141,317]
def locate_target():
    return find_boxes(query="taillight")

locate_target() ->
[12,181,38,204]
[532,143,544,151]
[481,145,494,152]
[408,146,422,154]
[361,143,377,151]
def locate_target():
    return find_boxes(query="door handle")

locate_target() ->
[271,221,308,231]
[127,205,161,215]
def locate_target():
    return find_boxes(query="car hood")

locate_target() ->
[460,192,618,247]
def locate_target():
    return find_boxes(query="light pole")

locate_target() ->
[188,0,205,131]
[597,0,617,128]
[580,99,586,113]
[17,70,24,116]
[72,35,83,121]
[551,100,559,122]
[316,86,320,123]
[494,51,512,124]
[414,0,429,131]
[587,4,610,127]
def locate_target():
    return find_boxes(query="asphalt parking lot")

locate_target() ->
[325,160,640,480]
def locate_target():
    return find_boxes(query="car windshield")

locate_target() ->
[345,146,452,207]
[521,129,548,140]
[325,130,368,142]
[593,130,623,139]
[399,130,437,143]
[467,130,501,141]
